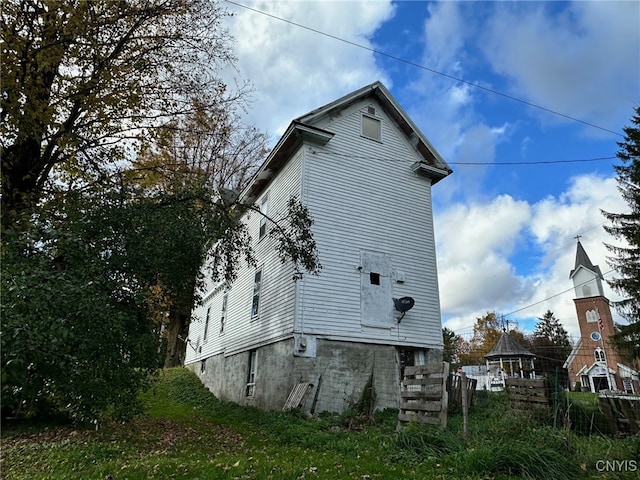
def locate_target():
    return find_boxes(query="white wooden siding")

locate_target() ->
[185,150,303,364]
[297,98,443,348]
[186,93,446,367]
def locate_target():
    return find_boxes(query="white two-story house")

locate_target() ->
[184,82,452,412]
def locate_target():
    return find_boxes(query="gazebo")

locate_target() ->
[484,331,536,388]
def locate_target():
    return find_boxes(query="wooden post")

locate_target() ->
[461,372,468,437]
[440,362,450,428]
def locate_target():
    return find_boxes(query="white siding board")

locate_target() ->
[300,97,443,348]
[185,150,303,363]
[188,92,447,366]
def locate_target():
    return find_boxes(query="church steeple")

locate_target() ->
[570,239,605,299]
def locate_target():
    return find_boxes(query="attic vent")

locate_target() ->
[367,106,376,116]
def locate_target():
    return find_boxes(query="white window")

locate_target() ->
[246,350,257,397]
[595,348,605,363]
[259,194,269,240]
[203,306,211,341]
[623,377,634,394]
[586,309,598,323]
[220,293,227,333]
[362,114,381,141]
[251,269,262,318]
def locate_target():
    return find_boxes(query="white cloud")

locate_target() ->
[422,0,466,72]
[480,1,640,132]
[224,0,395,138]
[436,194,532,314]
[439,174,628,340]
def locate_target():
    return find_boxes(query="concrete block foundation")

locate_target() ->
[186,338,442,413]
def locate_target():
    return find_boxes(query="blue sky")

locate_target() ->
[221,0,639,340]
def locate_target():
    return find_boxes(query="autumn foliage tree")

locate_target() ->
[458,312,503,365]
[124,98,270,367]
[1,0,235,224]
[457,311,528,365]
[1,1,321,421]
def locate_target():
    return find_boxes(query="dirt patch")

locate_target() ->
[1,416,246,454]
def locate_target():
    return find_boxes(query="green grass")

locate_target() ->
[567,391,599,406]
[2,368,639,479]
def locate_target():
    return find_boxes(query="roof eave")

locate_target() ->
[239,122,334,203]
[296,81,452,180]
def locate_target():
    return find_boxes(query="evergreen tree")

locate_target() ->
[602,106,640,360]
[530,310,572,376]
[442,328,462,364]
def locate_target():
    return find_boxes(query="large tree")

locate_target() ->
[1,0,322,421]
[458,312,500,365]
[1,0,234,225]
[124,98,270,367]
[529,310,572,376]
[442,327,463,364]
[458,312,529,365]
[602,106,640,360]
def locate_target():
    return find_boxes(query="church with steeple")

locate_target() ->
[563,240,639,393]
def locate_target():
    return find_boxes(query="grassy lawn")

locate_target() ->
[2,368,638,480]
[567,391,599,406]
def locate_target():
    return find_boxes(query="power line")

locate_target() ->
[451,156,617,166]
[310,149,617,166]
[450,268,617,334]
[224,0,624,138]
[503,269,614,318]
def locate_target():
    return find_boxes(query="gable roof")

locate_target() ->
[239,81,452,203]
[296,81,452,180]
[484,331,535,360]
[570,240,603,279]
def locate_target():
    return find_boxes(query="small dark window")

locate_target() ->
[370,272,380,285]
[220,294,227,333]
[252,270,262,318]
[259,195,269,240]
[203,306,211,341]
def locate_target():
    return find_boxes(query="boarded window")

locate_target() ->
[362,115,381,141]
[360,251,393,327]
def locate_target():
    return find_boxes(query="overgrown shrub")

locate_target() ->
[395,423,466,457]
[461,439,580,480]
[2,220,162,424]
[559,391,611,435]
